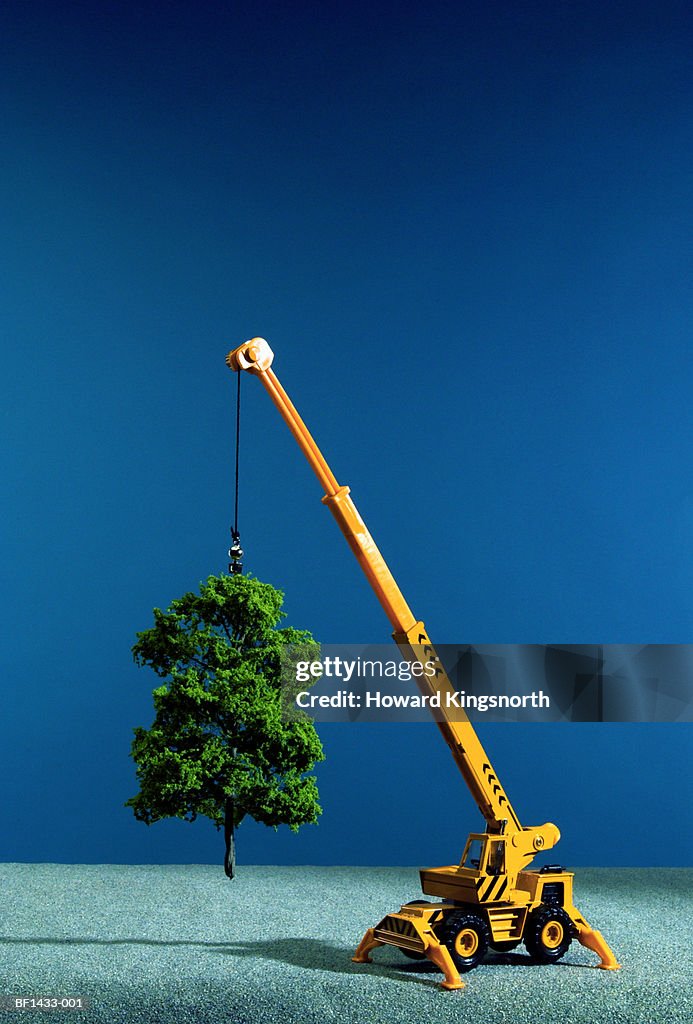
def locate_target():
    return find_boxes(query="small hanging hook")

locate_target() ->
[228,528,243,575]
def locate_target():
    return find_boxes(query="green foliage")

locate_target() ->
[126,574,324,834]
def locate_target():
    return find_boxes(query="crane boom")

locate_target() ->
[227,337,521,834]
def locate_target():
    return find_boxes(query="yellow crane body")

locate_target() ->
[226,337,620,990]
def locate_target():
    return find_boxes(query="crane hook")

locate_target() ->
[228,529,243,575]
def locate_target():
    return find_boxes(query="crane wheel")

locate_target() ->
[524,905,573,964]
[437,911,490,972]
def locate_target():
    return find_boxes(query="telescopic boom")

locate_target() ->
[226,338,556,860]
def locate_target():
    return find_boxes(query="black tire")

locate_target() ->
[437,911,490,972]
[491,939,522,953]
[400,901,429,960]
[524,905,573,964]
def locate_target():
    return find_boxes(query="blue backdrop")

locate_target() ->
[2,1,691,868]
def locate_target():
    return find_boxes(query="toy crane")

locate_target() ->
[226,337,620,990]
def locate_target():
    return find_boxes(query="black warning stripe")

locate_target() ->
[417,633,444,680]
[479,875,510,903]
[478,876,498,902]
[481,763,522,830]
[495,876,508,901]
[383,917,416,938]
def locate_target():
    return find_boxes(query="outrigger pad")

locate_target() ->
[423,938,465,990]
[577,926,621,970]
[352,928,383,964]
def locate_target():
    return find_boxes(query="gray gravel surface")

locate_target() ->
[0,864,690,1024]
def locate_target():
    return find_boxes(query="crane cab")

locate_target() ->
[420,833,511,905]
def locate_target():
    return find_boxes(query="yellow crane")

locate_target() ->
[226,337,621,990]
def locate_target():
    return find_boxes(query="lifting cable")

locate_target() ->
[228,369,243,575]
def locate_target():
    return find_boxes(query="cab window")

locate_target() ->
[461,838,485,870]
[488,840,506,875]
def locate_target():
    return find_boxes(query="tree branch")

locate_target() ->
[218,616,233,643]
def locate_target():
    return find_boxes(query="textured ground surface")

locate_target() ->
[0,864,690,1023]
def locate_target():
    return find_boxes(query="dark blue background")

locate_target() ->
[2,1,691,868]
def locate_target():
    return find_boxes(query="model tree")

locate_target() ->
[126,574,323,878]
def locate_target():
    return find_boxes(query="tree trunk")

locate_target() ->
[224,796,236,880]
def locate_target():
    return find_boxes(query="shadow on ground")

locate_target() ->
[0,934,602,989]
